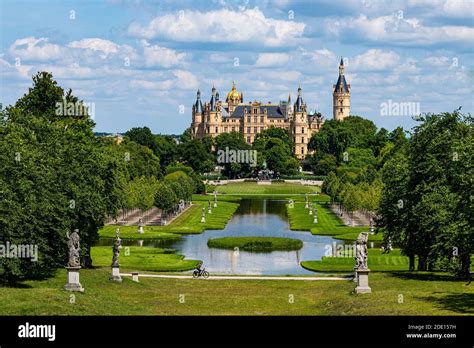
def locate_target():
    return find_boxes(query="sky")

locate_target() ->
[0,0,473,135]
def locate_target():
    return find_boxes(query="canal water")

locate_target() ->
[170,199,339,275]
[98,199,353,275]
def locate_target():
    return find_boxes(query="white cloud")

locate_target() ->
[351,49,400,71]
[172,70,198,90]
[141,40,186,68]
[299,47,336,68]
[326,14,474,47]
[255,53,289,67]
[68,38,120,59]
[442,0,474,19]
[128,7,306,47]
[9,37,64,61]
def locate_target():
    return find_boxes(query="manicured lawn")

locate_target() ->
[1,268,472,315]
[287,201,367,240]
[207,182,320,195]
[99,199,240,238]
[91,246,200,272]
[207,236,303,251]
[301,249,411,272]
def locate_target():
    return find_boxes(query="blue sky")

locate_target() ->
[1,0,473,134]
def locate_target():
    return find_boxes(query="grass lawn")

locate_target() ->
[99,199,240,238]
[91,246,200,272]
[207,182,320,195]
[301,249,411,272]
[287,201,368,241]
[207,236,303,251]
[1,268,472,315]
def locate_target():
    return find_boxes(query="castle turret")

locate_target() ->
[192,89,203,137]
[333,58,351,120]
[291,86,308,159]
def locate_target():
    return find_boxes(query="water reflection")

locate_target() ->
[171,199,338,275]
[97,199,375,275]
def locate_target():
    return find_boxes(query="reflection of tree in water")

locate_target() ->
[236,199,286,216]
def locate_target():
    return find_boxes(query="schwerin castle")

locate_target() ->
[191,59,350,160]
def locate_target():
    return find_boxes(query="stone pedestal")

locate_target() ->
[201,216,205,223]
[132,272,139,282]
[110,266,122,282]
[213,202,217,208]
[355,269,371,294]
[64,267,84,292]
[353,269,358,282]
[138,226,144,234]
[208,208,212,214]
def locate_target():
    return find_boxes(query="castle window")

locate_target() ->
[215,127,218,133]
[254,108,258,114]
[340,100,343,106]
[254,127,257,134]
[232,126,235,132]
[247,127,250,133]
[301,147,304,154]
[302,137,305,144]
[260,116,264,123]
[247,136,250,143]
[224,126,228,132]
[340,108,343,113]
[247,116,251,123]
[254,116,257,123]
[302,127,305,133]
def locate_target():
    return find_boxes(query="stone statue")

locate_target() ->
[112,228,122,267]
[355,232,369,270]
[67,229,81,268]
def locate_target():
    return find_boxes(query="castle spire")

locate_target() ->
[339,57,344,75]
[194,89,203,113]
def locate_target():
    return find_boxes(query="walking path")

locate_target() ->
[120,273,351,281]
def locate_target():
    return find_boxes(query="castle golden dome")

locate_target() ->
[226,81,242,102]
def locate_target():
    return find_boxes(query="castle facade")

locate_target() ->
[191,59,350,160]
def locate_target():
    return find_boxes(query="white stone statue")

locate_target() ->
[355,232,369,270]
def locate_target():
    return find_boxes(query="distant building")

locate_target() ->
[191,61,350,160]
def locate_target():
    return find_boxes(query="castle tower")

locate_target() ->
[291,86,308,160]
[333,58,351,120]
[192,89,203,137]
[207,86,221,137]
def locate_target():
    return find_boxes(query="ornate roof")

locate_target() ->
[226,81,242,102]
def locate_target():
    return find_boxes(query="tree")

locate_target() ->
[264,138,292,174]
[179,139,214,173]
[154,134,179,167]
[0,72,124,281]
[377,111,473,276]
[154,182,178,215]
[125,127,157,152]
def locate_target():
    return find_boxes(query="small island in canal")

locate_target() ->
[207,236,303,252]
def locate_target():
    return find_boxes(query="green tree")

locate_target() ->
[0,72,124,280]
[154,182,178,215]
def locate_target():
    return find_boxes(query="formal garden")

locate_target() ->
[0,73,472,316]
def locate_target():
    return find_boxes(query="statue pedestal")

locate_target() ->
[110,266,122,282]
[132,272,139,282]
[355,269,371,294]
[138,226,144,234]
[213,202,217,208]
[201,216,205,223]
[207,208,212,214]
[353,269,358,282]
[64,267,84,292]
